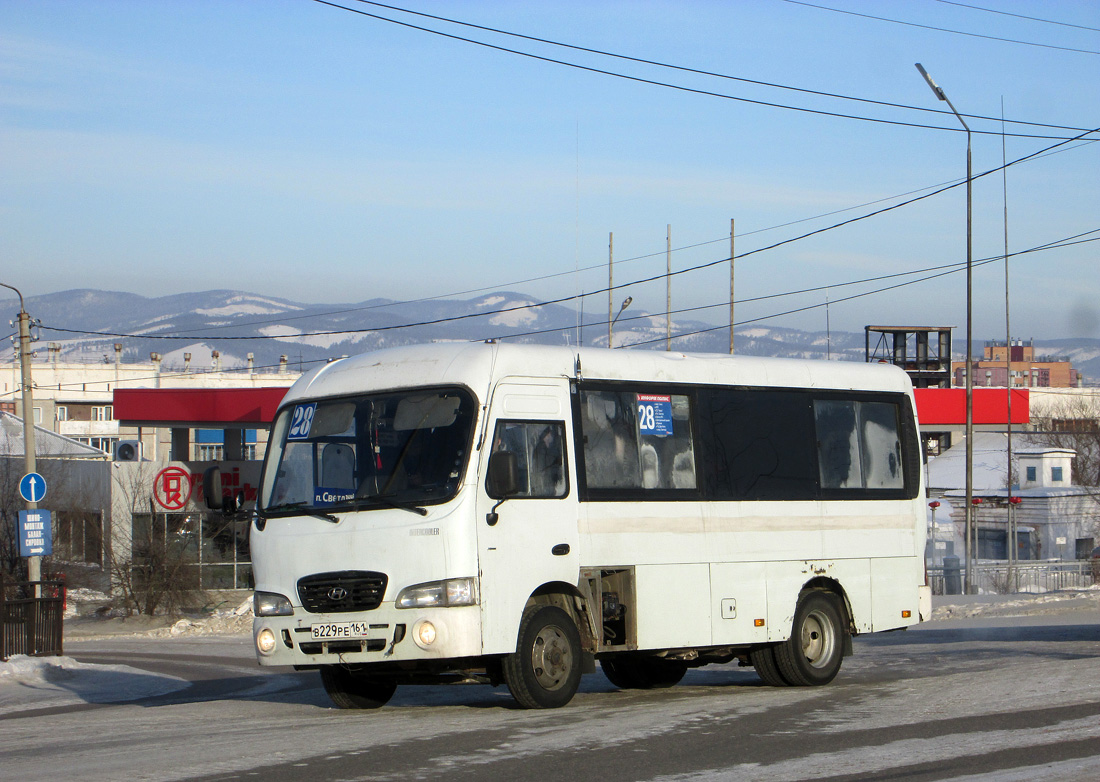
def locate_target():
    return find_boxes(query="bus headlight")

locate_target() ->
[396,578,478,609]
[256,628,277,655]
[254,591,294,617]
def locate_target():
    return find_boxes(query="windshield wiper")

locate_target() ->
[264,502,340,524]
[353,494,428,517]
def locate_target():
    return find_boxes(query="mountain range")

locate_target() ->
[3,289,1098,382]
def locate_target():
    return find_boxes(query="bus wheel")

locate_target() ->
[748,645,789,687]
[319,666,397,709]
[602,656,687,689]
[503,605,582,709]
[774,591,845,686]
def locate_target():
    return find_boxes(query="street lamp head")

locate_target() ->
[611,296,633,328]
[914,63,946,101]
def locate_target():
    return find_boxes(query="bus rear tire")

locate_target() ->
[774,591,845,686]
[319,666,397,709]
[602,656,687,689]
[502,605,582,709]
[749,645,789,687]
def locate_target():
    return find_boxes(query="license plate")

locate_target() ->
[310,621,372,640]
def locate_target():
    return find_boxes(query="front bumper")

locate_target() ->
[253,602,483,668]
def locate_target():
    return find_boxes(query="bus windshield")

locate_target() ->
[260,388,475,514]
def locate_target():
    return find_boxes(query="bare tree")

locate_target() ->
[1030,395,1100,488]
[109,462,209,616]
[0,453,93,582]
[0,452,29,582]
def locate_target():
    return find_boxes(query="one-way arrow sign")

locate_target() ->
[19,472,47,503]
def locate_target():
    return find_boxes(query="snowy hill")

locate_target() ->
[2,289,1096,381]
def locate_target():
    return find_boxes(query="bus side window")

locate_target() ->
[490,421,568,499]
[814,399,904,491]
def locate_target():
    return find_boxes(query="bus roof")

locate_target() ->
[280,343,914,409]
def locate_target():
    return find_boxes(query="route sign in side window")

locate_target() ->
[579,389,696,491]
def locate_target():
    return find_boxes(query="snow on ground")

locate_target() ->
[0,656,189,714]
[195,304,289,317]
[2,590,1096,716]
[488,305,538,327]
[0,598,253,714]
[930,585,1100,620]
[258,324,356,349]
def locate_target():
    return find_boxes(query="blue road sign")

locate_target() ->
[20,472,47,503]
[18,510,52,557]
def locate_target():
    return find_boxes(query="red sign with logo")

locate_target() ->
[154,467,194,510]
[152,464,259,510]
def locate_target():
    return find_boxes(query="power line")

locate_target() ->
[783,0,1100,56]
[311,0,1079,140]
[350,0,1091,134]
[0,357,326,398]
[37,126,1100,346]
[931,0,1100,34]
[618,232,1100,348]
[21,230,1098,374]
[496,231,1100,345]
[123,134,1097,340]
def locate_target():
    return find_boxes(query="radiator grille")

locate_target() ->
[297,571,387,613]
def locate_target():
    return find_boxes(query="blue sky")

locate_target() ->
[2,0,1098,340]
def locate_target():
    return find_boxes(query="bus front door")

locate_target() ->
[476,382,579,655]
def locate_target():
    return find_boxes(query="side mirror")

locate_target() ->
[202,466,223,510]
[487,451,519,498]
[485,451,519,527]
[202,466,239,514]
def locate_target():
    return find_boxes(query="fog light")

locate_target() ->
[416,621,437,647]
[256,628,277,655]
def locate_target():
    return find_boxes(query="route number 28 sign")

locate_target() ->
[637,394,674,437]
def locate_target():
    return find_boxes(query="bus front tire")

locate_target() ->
[773,591,845,686]
[319,666,397,709]
[602,656,687,689]
[502,605,583,709]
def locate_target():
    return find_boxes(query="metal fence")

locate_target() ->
[928,561,1099,596]
[1,581,66,661]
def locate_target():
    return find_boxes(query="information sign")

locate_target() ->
[637,394,674,437]
[18,510,53,557]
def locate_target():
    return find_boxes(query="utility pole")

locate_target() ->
[606,232,633,350]
[2,282,39,585]
[666,224,672,351]
[607,232,614,348]
[729,219,735,355]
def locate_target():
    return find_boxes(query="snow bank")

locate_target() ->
[0,655,190,714]
[932,585,1100,621]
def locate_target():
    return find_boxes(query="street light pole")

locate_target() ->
[2,282,40,584]
[916,63,975,593]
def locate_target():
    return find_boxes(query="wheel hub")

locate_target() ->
[531,625,572,690]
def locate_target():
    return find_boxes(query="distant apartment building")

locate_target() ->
[952,339,1081,388]
[2,347,300,461]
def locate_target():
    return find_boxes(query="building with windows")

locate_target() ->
[952,339,1081,388]
[927,434,1098,564]
[2,350,299,461]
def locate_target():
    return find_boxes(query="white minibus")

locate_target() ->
[208,342,930,709]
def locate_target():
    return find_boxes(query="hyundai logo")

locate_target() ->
[327,587,348,601]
